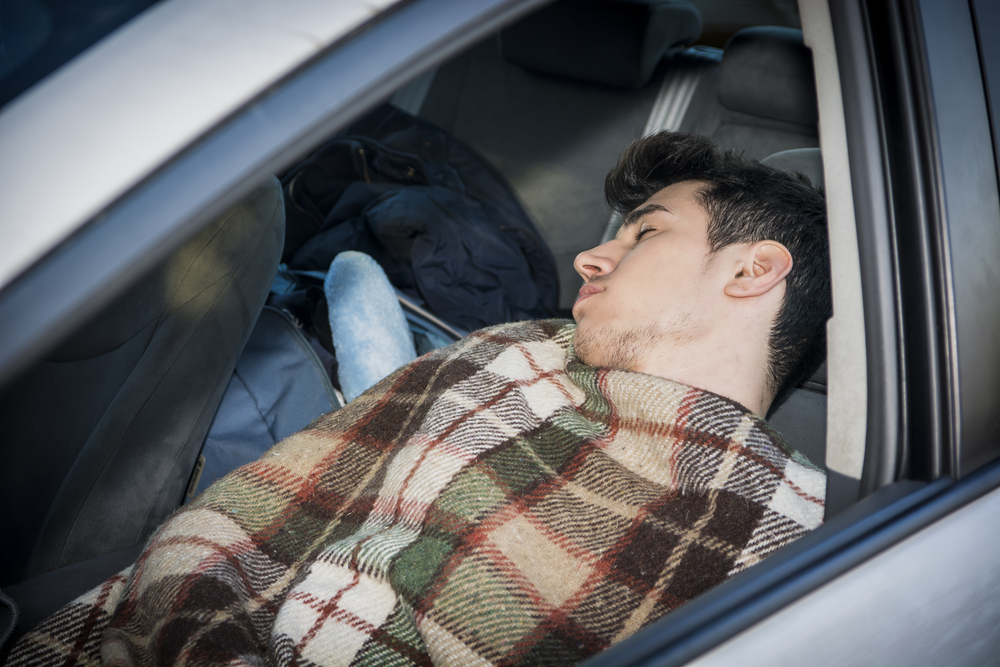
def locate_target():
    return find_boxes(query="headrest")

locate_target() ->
[500,0,702,88]
[762,147,824,192]
[719,26,818,126]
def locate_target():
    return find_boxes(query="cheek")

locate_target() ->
[644,275,705,320]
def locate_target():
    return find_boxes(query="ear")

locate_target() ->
[724,241,793,298]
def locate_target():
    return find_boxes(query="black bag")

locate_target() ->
[186,307,339,500]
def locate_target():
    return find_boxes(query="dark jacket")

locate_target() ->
[281,105,559,332]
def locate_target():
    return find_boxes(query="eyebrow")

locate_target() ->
[618,203,670,236]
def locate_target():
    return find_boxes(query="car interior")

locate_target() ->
[0,0,833,653]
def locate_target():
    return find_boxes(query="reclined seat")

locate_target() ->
[407,3,829,469]
[492,9,830,468]
[759,147,827,470]
[0,177,285,590]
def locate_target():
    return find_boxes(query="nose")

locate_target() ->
[574,240,621,281]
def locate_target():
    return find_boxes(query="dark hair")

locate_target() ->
[605,131,831,401]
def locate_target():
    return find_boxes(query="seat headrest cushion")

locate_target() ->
[500,0,702,88]
[762,147,824,192]
[719,26,818,125]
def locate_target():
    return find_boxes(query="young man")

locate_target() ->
[574,131,829,417]
[8,132,830,667]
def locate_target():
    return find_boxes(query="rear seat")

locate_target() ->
[416,0,709,311]
[600,24,820,241]
[413,2,819,311]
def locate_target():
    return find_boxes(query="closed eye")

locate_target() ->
[635,225,656,241]
[621,204,670,242]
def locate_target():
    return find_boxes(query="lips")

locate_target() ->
[574,283,603,309]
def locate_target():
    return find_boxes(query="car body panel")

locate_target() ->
[0,0,401,291]
[687,470,1000,666]
[918,0,1000,477]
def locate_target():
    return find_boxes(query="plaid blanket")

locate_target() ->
[7,320,825,667]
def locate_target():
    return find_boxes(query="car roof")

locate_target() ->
[0,0,403,292]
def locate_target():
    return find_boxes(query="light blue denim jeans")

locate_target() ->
[325,251,417,402]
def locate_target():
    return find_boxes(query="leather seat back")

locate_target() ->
[0,177,284,585]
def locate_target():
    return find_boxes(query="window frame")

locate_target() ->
[4,0,999,661]
[0,0,551,391]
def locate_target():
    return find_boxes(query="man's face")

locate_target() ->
[572,180,728,371]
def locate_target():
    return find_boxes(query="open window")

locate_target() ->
[3,0,1000,663]
[0,0,846,648]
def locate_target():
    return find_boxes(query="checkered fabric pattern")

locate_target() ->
[6,319,825,667]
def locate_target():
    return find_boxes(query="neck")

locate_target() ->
[632,320,774,416]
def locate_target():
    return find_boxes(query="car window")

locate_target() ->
[0,0,823,599]
[18,1,986,665]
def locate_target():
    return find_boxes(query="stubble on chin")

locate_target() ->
[573,322,665,371]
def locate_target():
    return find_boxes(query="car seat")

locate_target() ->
[417,0,705,309]
[759,147,827,470]
[0,177,285,587]
[413,2,818,311]
[679,25,819,159]
[401,0,827,463]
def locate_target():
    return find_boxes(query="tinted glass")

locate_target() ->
[0,0,161,108]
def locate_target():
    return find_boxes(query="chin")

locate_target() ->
[571,325,600,365]
[573,321,657,371]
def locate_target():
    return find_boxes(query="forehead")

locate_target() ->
[615,180,711,239]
